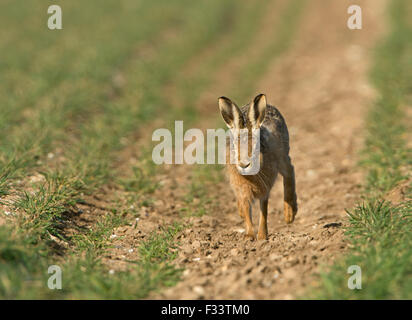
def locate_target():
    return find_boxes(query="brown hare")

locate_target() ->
[218,94,297,240]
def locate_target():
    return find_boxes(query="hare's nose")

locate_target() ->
[239,162,250,169]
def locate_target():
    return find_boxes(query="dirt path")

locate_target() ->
[105,0,386,299]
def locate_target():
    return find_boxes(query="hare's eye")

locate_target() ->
[260,140,266,152]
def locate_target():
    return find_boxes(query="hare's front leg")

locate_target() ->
[257,197,268,240]
[238,199,254,240]
[281,157,297,223]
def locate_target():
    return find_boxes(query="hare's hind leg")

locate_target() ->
[257,197,268,240]
[280,156,298,223]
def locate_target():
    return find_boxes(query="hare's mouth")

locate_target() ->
[238,162,251,169]
[236,162,260,176]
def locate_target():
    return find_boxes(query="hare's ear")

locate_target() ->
[218,96,242,129]
[249,94,267,128]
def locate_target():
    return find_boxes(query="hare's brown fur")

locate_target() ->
[219,94,297,240]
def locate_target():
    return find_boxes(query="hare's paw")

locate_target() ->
[245,233,255,241]
[245,228,255,240]
[257,230,268,240]
[284,201,296,224]
[257,224,268,240]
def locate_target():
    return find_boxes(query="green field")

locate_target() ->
[309,0,412,299]
[0,0,410,300]
[0,0,306,299]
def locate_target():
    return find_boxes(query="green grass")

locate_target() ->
[0,0,181,195]
[362,0,412,196]
[0,216,184,299]
[311,199,412,299]
[60,222,185,299]
[308,0,412,299]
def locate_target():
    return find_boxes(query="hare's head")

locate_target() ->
[218,94,267,175]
